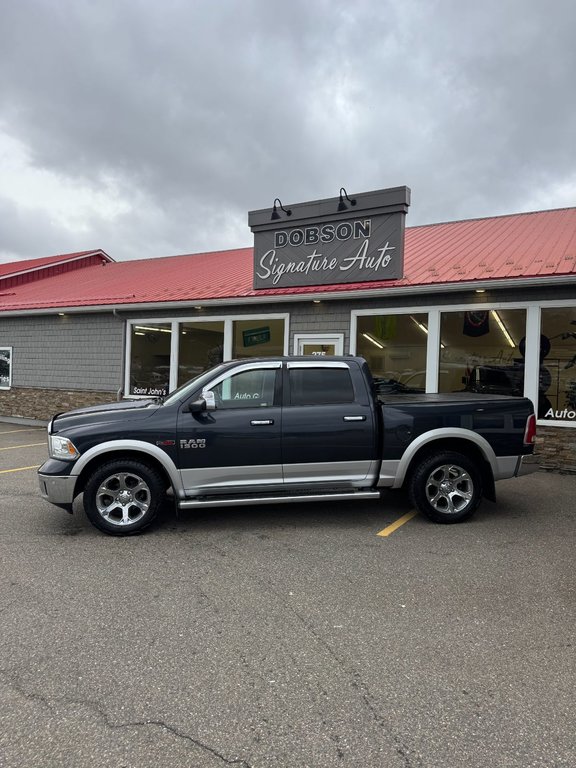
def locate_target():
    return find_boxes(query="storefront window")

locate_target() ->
[129,324,172,397]
[356,314,428,395]
[232,319,285,359]
[178,322,225,387]
[439,308,529,399]
[0,346,12,389]
[539,307,576,422]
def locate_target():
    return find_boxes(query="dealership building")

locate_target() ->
[1,186,576,471]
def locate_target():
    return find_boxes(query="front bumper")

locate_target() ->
[38,471,77,512]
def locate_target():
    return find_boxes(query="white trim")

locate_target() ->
[223,318,233,361]
[169,320,179,392]
[425,310,441,393]
[523,306,540,411]
[293,333,345,355]
[537,419,576,428]
[0,346,13,390]
[352,299,540,317]
[123,325,132,396]
[127,312,290,326]
[349,313,358,355]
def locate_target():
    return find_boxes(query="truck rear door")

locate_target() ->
[281,361,377,487]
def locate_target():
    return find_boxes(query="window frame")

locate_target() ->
[125,313,289,398]
[0,346,13,390]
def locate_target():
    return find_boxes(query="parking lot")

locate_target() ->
[1,420,575,768]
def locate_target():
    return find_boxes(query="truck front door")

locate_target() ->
[177,362,283,494]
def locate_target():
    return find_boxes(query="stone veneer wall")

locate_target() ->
[534,426,576,474]
[0,387,117,422]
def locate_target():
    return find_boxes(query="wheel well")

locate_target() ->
[404,438,496,501]
[74,450,172,498]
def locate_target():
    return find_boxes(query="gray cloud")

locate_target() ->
[1,0,575,262]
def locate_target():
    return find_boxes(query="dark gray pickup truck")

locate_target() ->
[38,356,537,535]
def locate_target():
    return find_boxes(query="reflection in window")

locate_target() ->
[213,369,277,408]
[540,307,576,422]
[356,314,428,395]
[178,322,225,387]
[439,309,530,399]
[232,319,285,358]
[129,324,171,397]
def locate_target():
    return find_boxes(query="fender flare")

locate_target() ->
[391,428,497,489]
[71,440,185,498]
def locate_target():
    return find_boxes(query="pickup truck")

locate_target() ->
[38,356,537,535]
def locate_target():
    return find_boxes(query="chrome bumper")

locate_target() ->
[515,454,540,477]
[38,472,76,508]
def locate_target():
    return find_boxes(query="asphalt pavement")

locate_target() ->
[0,421,574,767]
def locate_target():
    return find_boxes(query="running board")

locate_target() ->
[178,490,381,510]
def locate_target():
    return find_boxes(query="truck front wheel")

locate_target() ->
[409,451,482,524]
[83,459,165,535]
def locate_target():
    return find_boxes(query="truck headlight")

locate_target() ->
[49,435,80,460]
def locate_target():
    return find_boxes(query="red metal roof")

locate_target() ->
[0,250,113,280]
[1,207,576,312]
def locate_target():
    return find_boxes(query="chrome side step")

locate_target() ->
[178,490,381,510]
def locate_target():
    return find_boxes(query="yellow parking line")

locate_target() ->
[0,465,40,474]
[0,442,46,451]
[0,428,45,434]
[377,509,419,537]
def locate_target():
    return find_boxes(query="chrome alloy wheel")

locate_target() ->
[425,463,474,515]
[95,471,151,526]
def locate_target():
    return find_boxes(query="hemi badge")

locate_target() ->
[156,439,176,447]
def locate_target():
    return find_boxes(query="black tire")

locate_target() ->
[83,459,166,535]
[409,451,482,524]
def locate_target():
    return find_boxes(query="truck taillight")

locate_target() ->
[524,413,537,445]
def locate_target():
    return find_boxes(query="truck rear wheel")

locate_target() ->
[409,451,482,524]
[83,459,165,535]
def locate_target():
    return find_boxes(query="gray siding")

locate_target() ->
[0,314,124,391]
[2,282,576,392]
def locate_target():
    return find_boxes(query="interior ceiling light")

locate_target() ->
[410,315,429,335]
[313,300,321,304]
[491,311,515,347]
[270,198,292,220]
[410,315,445,348]
[134,325,171,334]
[475,289,486,294]
[362,332,385,350]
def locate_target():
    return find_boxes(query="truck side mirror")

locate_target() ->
[189,398,206,414]
[203,390,216,410]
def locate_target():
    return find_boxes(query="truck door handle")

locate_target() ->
[250,419,275,426]
[343,415,366,421]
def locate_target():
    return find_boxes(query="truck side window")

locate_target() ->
[289,368,355,405]
[212,369,276,408]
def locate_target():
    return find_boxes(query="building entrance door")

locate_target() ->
[294,334,344,356]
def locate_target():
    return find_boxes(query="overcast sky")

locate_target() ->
[1,0,575,263]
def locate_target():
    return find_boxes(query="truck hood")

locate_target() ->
[51,398,161,432]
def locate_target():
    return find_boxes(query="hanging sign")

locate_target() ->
[249,186,410,289]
